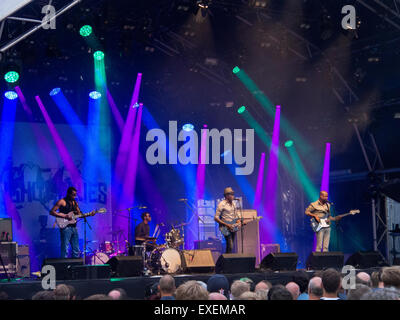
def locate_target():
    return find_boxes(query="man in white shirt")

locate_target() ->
[320,268,342,300]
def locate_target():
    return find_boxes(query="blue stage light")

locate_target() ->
[49,88,61,96]
[182,123,194,132]
[89,91,102,99]
[4,91,18,100]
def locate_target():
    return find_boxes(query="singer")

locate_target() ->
[305,191,342,252]
[214,187,242,254]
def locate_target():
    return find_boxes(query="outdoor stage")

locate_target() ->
[0,267,381,300]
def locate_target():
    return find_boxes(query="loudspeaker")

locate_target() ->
[215,253,256,274]
[71,264,111,279]
[107,256,143,277]
[194,239,223,252]
[0,218,12,242]
[345,251,387,268]
[306,252,344,270]
[0,242,17,277]
[42,258,84,280]
[17,245,30,278]
[182,250,215,273]
[260,252,298,271]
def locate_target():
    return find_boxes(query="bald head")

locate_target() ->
[319,191,328,203]
[308,277,323,300]
[285,282,300,300]
[255,280,271,292]
[209,292,227,300]
[356,272,371,286]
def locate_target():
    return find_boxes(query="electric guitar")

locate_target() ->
[310,209,360,233]
[220,216,262,237]
[56,208,107,229]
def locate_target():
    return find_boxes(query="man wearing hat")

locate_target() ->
[214,187,241,253]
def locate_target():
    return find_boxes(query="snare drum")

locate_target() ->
[100,241,114,254]
[150,247,181,274]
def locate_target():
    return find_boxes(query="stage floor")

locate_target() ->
[0,267,381,300]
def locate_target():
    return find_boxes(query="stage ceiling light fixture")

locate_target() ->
[79,25,93,37]
[182,123,194,132]
[4,71,19,83]
[232,66,240,74]
[238,106,246,114]
[89,91,101,100]
[4,91,18,100]
[93,51,105,61]
[284,140,294,148]
[49,88,61,96]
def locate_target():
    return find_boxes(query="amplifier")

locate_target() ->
[194,239,222,252]
[0,218,12,242]
[0,242,17,277]
[17,245,30,278]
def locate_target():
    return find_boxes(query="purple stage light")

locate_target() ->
[321,143,331,194]
[253,152,266,209]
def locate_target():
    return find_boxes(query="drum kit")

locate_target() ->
[85,222,188,275]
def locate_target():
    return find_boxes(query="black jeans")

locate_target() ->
[224,231,236,253]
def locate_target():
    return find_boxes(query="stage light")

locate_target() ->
[4,91,18,100]
[4,71,19,83]
[49,88,61,96]
[238,106,246,114]
[182,123,194,132]
[79,25,93,37]
[284,140,294,148]
[233,66,240,74]
[89,91,101,99]
[93,51,104,61]
[132,102,140,108]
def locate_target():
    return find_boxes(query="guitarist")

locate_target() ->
[214,187,241,253]
[305,191,341,252]
[50,187,82,258]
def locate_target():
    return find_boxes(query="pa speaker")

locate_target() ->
[182,250,215,273]
[71,264,111,279]
[345,251,387,268]
[215,253,256,274]
[260,252,298,271]
[107,256,142,277]
[306,252,344,270]
[42,258,84,280]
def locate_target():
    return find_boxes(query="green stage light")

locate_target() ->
[233,66,240,74]
[238,105,246,114]
[80,25,92,37]
[284,140,294,148]
[4,71,19,83]
[93,51,104,61]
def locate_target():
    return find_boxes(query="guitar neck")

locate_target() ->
[337,212,352,219]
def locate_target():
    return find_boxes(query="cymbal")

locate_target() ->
[174,222,188,228]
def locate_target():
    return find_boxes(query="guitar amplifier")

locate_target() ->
[0,218,12,242]
[0,242,17,278]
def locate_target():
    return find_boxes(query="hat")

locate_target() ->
[223,187,235,195]
[207,274,230,297]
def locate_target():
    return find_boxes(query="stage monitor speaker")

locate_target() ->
[0,218,12,242]
[71,264,111,280]
[107,256,142,277]
[260,252,298,271]
[182,250,215,273]
[42,258,84,280]
[0,242,17,278]
[306,252,344,270]
[345,251,387,268]
[215,253,256,274]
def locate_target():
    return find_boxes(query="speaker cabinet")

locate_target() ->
[182,250,215,273]
[107,256,143,277]
[71,264,111,279]
[42,258,84,280]
[17,245,30,278]
[0,218,12,242]
[260,252,298,271]
[235,210,261,265]
[306,252,344,270]
[215,253,256,274]
[345,251,387,268]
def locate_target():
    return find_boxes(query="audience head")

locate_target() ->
[158,275,176,297]
[347,284,372,300]
[269,287,293,300]
[371,270,384,289]
[255,289,268,300]
[381,266,400,290]
[0,291,8,300]
[255,280,272,293]
[292,270,310,294]
[238,291,258,300]
[321,268,342,297]
[207,274,230,298]
[285,282,300,300]
[32,290,55,300]
[361,287,400,300]
[54,284,70,300]
[240,277,255,291]
[230,280,250,300]
[267,284,285,300]
[308,276,323,300]
[175,280,209,300]
[209,292,227,300]
[108,288,128,300]
[84,294,112,300]
[66,285,77,300]
[356,272,372,287]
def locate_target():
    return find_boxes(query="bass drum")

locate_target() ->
[150,247,181,274]
[85,252,110,265]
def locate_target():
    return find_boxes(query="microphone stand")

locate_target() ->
[236,199,244,254]
[0,253,11,282]
[82,216,92,264]
[181,199,204,245]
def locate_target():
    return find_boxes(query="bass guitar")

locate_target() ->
[310,209,359,233]
[220,216,262,237]
[56,208,107,229]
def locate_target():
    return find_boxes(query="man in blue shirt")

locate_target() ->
[159,275,176,300]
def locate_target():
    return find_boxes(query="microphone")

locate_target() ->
[327,201,334,205]
[138,206,147,209]
[178,198,188,202]
[234,198,241,201]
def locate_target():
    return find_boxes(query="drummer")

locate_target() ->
[135,212,156,250]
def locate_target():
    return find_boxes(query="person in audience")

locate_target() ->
[292,270,310,300]
[269,287,293,300]
[321,268,342,300]
[240,277,255,291]
[108,288,128,300]
[207,274,230,299]
[255,280,272,293]
[32,290,55,300]
[255,289,268,300]
[308,276,323,300]
[230,280,250,300]
[347,284,372,300]
[84,294,112,300]
[238,291,258,300]
[381,266,400,290]
[356,272,372,287]
[285,282,300,300]
[175,280,209,300]
[0,291,8,300]
[146,282,161,300]
[66,285,77,300]
[54,284,70,300]
[158,275,176,300]
[371,270,384,290]
[209,292,227,300]
[267,284,285,300]
[361,287,400,300]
